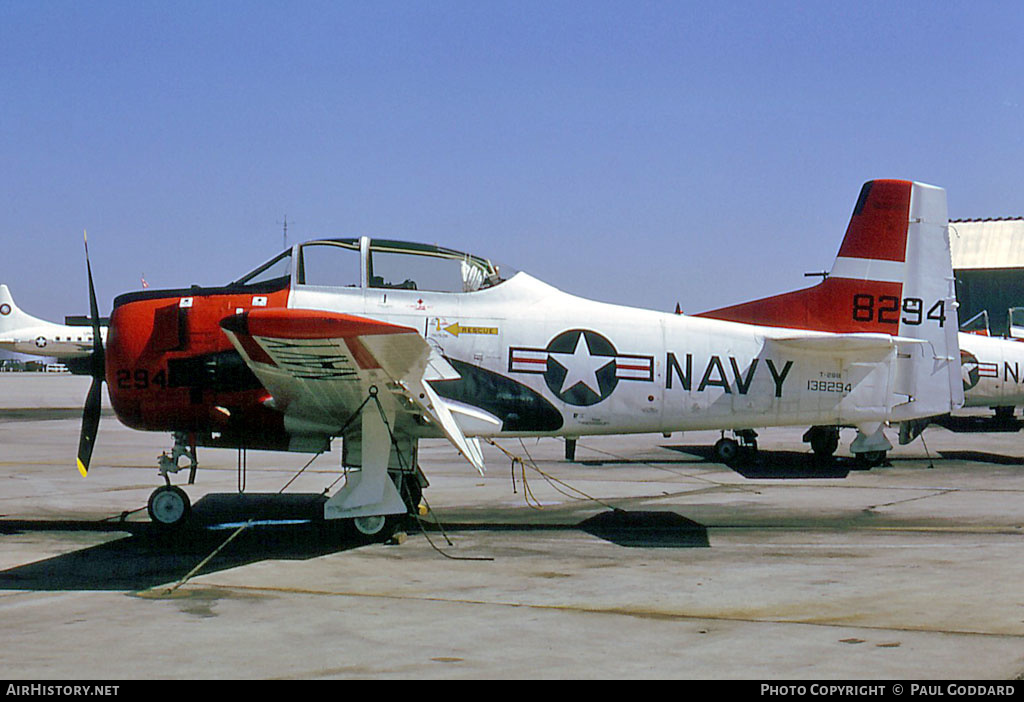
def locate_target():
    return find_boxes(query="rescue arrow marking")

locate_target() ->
[444,322,498,337]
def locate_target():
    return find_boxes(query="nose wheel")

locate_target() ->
[147,484,192,529]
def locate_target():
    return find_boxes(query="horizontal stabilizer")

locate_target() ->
[768,333,900,355]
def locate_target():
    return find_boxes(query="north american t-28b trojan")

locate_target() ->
[75,179,963,535]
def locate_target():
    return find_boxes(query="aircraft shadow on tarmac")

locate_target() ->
[0,494,369,592]
[0,497,710,591]
[932,414,1023,434]
[573,445,858,477]
[437,510,709,549]
[660,444,865,478]
[937,450,1024,465]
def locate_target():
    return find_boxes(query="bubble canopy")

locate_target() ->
[232,237,518,293]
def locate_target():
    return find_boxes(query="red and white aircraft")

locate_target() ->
[75,179,962,534]
[697,179,1024,456]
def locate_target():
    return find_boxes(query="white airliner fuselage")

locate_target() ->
[0,285,106,359]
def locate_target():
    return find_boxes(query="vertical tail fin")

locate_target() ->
[698,180,915,333]
[697,179,962,415]
[0,284,38,334]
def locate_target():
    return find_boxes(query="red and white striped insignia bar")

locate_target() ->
[615,355,654,381]
[509,348,549,373]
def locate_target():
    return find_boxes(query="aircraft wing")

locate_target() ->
[220,308,485,473]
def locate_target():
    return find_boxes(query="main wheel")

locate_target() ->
[856,450,887,468]
[353,514,387,536]
[810,429,839,457]
[349,514,402,542]
[147,485,191,528]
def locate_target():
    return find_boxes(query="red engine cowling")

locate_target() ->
[105,283,300,451]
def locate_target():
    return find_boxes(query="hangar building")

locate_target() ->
[950,217,1024,335]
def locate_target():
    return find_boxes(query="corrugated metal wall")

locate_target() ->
[950,219,1024,333]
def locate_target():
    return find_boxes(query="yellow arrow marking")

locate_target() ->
[444,322,498,337]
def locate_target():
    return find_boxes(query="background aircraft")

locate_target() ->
[73,180,961,535]
[0,284,107,367]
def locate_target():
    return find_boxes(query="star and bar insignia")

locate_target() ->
[509,329,653,406]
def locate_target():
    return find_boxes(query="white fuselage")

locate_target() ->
[288,273,941,438]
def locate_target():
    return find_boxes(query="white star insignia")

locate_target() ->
[549,333,613,396]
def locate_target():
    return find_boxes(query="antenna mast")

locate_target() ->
[277,214,293,251]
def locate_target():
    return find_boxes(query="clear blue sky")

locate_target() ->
[2,1,1022,321]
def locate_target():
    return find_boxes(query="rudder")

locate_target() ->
[0,285,35,333]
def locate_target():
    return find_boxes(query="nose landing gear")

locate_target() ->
[148,432,199,530]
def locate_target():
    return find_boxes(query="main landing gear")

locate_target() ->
[802,425,889,467]
[710,425,889,468]
[803,426,840,459]
[848,425,891,468]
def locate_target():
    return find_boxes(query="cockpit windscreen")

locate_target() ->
[232,249,292,287]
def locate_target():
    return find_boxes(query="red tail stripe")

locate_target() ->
[835,179,912,263]
[698,278,904,334]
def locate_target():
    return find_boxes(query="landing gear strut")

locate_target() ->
[325,394,429,542]
[158,431,198,484]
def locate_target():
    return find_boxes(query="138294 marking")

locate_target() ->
[807,379,851,393]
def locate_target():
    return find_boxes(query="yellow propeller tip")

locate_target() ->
[77,459,88,477]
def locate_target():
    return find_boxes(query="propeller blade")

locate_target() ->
[77,230,106,476]
[83,231,105,375]
[77,377,102,477]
